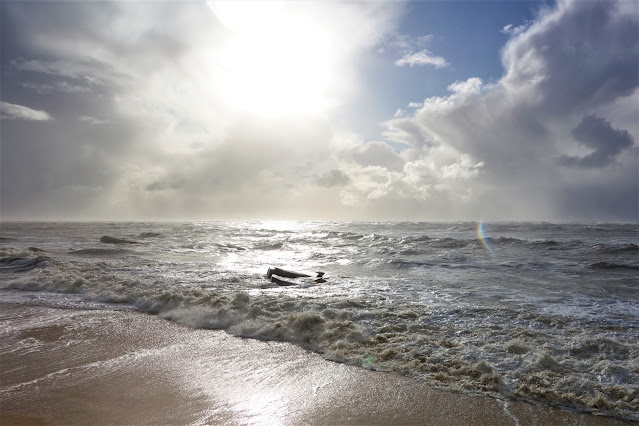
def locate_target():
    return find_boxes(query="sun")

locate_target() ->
[208,1,336,118]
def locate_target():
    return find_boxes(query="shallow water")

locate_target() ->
[1,221,637,420]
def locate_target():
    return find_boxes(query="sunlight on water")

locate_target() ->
[253,221,309,232]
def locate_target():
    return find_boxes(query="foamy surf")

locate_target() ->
[4,304,630,426]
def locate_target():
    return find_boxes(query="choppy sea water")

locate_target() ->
[1,221,637,420]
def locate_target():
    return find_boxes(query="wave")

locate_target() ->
[531,239,560,247]
[486,236,579,249]
[0,254,49,273]
[135,232,162,238]
[399,235,432,243]
[4,267,637,421]
[69,248,134,257]
[350,234,598,256]
[317,228,596,254]
[487,236,522,245]
[385,259,434,269]
[590,243,639,254]
[359,233,391,243]
[254,241,284,250]
[394,234,588,251]
[100,236,140,245]
[431,237,472,249]
[590,261,639,271]
[2,221,638,421]
[215,243,247,251]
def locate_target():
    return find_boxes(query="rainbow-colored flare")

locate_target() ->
[477,220,496,255]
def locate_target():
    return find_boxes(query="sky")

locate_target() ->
[1,0,638,222]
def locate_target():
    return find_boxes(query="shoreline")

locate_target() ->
[0,303,633,425]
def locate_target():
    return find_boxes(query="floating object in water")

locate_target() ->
[267,267,328,285]
[266,267,311,279]
[271,276,298,286]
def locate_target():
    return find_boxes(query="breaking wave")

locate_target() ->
[2,252,637,421]
[0,252,49,273]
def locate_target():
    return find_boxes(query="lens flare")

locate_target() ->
[477,220,496,255]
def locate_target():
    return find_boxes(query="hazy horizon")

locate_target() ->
[1,219,636,226]
[2,0,638,223]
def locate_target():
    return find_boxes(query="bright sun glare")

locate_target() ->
[208,1,336,117]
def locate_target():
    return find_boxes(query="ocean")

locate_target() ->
[1,221,637,421]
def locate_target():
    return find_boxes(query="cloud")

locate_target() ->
[1,1,402,220]
[559,114,634,168]
[22,81,92,94]
[11,58,107,85]
[447,78,484,96]
[501,23,529,36]
[395,49,449,68]
[339,140,405,172]
[500,1,638,114]
[330,129,486,216]
[0,101,51,120]
[335,0,638,221]
[79,116,110,125]
[1,0,636,221]
[383,33,433,50]
[440,154,484,180]
[145,177,186,192]
[316,169,351,188]
[381,32,449,70]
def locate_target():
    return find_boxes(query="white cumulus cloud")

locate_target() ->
[501,23,530,36]
[395,49,449,68]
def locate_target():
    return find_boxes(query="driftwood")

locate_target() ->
[266,267,327,285]
[266,267,311,279]
[270,276,298,286]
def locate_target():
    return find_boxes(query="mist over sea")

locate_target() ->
[1,221,637,420]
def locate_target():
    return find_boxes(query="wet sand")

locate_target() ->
[0,303,633,425]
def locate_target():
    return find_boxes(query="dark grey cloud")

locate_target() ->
[555,150,639,221]
[559,114,634,168]
[501,1,639,115]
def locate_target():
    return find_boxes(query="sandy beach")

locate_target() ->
[0,303,633,426]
